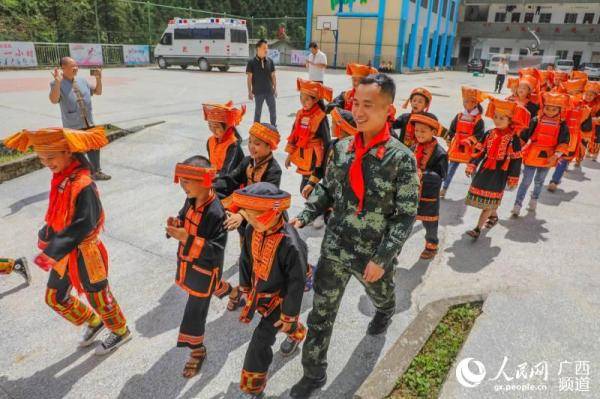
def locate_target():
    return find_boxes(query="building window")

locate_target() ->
[524,13,534,23]
[583,13,594,24]
[422,0,428,9]
[489,47,500,54]
[539,13,551,23]
[536,49,544,56]
[449,3,455,21]
[495,13,506,22]
[503,48,513,55]
[519,48,529,56]
[511,13,521,23]
[556,50,568,59]
[432,0,439,12]
[564,13,577,24]
[442,0,448,16]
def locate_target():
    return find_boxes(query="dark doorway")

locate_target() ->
[458,37,472,65]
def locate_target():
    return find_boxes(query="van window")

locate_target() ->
[557,60,573,66]
[209,28,225,40]
[191,28,210,39]
[160,33,173,45]
[174,29,192,39]
[231,29,247,43]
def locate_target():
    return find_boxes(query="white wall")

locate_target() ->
[473,38,600,63]
[487,3,600,24]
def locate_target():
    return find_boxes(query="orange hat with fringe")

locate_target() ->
[461,86,488,103]
[409,112,441,135]
[538,70,554,85]
[542,92,570,110]
[331,107,359,138]
[4,126,107,153]
[553,71,569,84]
[584,81,600,94]
[507,77,519,91]
[519,67,539,79]
[485,98,531,129]
[249,122,280,150]
[297,78,333,102]
[346,63,378,77]
[402,87,432,109]
[173,163,216,187]
[570,70,588,81]
[202,101,246,126]
[228,182,291,228]
[518,75,538,91]
[561,79,587,95]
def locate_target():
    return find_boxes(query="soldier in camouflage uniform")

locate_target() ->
[289,74,419,398]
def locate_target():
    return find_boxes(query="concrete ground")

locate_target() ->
[1,66,598,399]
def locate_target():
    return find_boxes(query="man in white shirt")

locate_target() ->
[306,42,327,83]
[494,57,510,93]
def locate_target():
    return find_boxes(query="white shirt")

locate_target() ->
[497,63,509,75]
[308,50,327,82]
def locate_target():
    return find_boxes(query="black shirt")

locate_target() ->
[246,56,275,95]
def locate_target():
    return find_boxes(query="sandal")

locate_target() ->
[466,227,481,240]
[182,346,206,378]
[227,287,245,311]
[484,216,499,229]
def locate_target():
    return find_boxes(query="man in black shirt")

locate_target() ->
[247,39,278,126]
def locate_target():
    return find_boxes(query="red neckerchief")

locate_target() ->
[415,139,437,171]
[291,104,322,148]
[349,123,391,214]
[46,159,85,230]
[483,128,512,170]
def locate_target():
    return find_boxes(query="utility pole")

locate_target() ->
[147,2,152,44]
[94,0,101,42]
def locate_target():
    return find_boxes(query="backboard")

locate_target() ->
[316,15,339,31]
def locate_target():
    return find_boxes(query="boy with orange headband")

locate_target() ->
[230,182,308,397]
[0,257,31,284]
[505,77,519,100]
[213,122,282,311]
[285,78,332,193]
[441,87,487,197]
[203,101,246,176]
[464,99,529,238]
[167,155,231,378]
[513,75,540,117]
[410,112,448,259]
[511,92,571,216]
[326,63,378,113]
[582,81,600,161]
[3,127,130,354]
[392,87,432,148]
[548,79,593,190]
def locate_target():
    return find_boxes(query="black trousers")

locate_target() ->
[86,150,101,173]
[423,220,439,245]
[178,295,211,349]
[495,74,506,93]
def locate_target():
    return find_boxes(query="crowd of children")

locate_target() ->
[3,62,600,399]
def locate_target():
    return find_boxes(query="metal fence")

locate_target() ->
[27,43,156,67]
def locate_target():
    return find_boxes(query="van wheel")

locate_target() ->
[157,57,168,69]
[218,66,230,72]
[198,58,211,72]
[180,65,188,70]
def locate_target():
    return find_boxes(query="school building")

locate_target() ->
[305,0,460,73]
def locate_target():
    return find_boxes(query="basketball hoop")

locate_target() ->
[316,16,338,32]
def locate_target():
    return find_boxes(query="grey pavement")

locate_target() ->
[1,66,599,399]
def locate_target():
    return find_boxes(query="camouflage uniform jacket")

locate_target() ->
[298,133,419,272]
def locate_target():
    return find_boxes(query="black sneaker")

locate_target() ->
[79,322,105,348]
[367,311,392,335]
[290,374,327,398]
[242,392,265,399]
[92,171,112,181]
[13,257,31,285]
[95,327,132,355]
[280,337,299,357]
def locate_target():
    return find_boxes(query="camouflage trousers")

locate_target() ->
[301,256,395,378]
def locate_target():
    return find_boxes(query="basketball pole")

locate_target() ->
[332,29,339,69]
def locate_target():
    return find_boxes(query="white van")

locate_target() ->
[154,17,249,71]
[555,59,574,73]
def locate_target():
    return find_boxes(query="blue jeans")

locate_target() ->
[550,159,568,185]
[515,165,550,206]
[254,92,277,127]
[442,161,461,189]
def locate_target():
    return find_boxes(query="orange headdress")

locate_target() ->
[561,79,587,95]
[402,87,432,110]
[331,107,359,138]
[4,126,107,153]
[485,98,531,129]
[346,63,378,78]
[507,77,519,91]
[228,182,291,228]
[553,71,569,85]
[173,163,216,187]
[297,78,333,102]
[202,101,246,126]
[570,70,588,82]
[461,86,489,103]
[249,122,280,150]
[542,92,570,109]
[409,113,441,135]
[584,81,600,95]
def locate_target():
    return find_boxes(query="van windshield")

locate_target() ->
[557,60,573,66]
